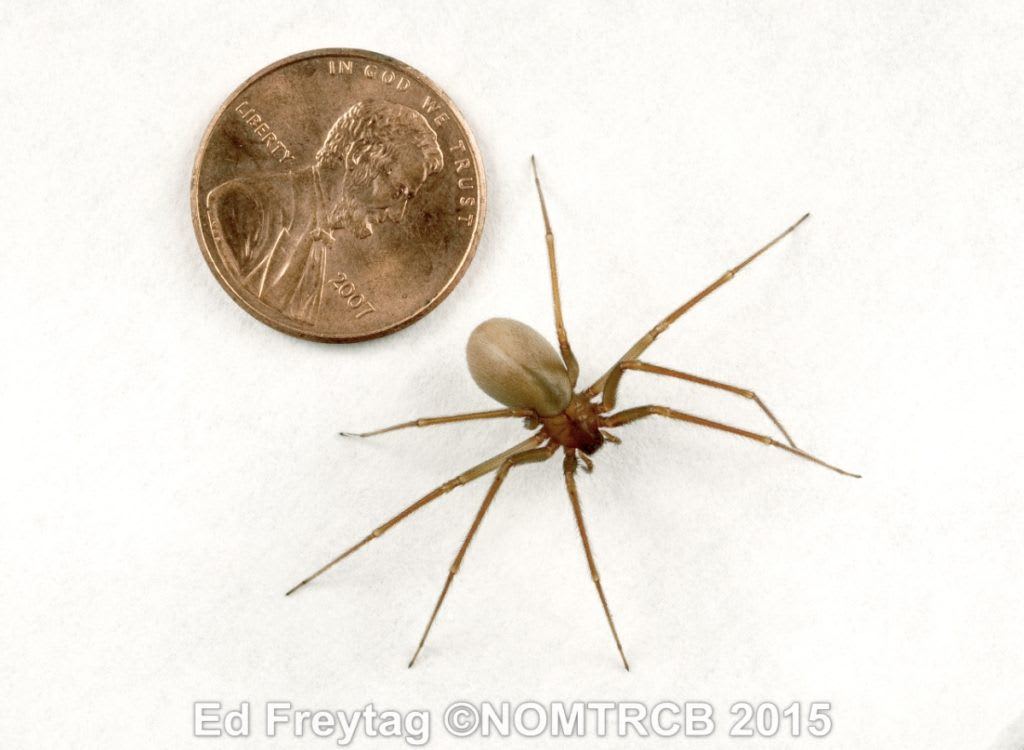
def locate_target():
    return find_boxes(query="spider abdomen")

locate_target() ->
[466,317,572,417]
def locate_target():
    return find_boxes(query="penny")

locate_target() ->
[191,49,486,342]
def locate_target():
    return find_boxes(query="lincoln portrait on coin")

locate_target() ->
[206,99,444,325]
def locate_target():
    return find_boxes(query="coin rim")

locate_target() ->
[190,48,487,343]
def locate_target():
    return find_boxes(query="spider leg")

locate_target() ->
[603,405,859,477]
[408,441,558,667]
[563,450,630,670]
[340,407,536,437]
[600,361,798,448]
[585,213,810,398]
[285,433,546,596]
[531,156,580,386]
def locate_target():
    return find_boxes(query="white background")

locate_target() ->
[2,1,1023,748]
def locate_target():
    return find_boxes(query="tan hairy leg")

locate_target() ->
[603,405,858,477]
[408,442,558,667]
[601,360,798,448]
[340,407,535,437]
[285,433,546,596]
[586,214,810,398]
[563,451,630,671]
[531,156,580,386]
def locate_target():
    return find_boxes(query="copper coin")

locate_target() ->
[191,49,486,342]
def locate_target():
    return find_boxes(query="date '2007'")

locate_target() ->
[329,273,377,318]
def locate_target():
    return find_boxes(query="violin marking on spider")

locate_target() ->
[287,156,859,670]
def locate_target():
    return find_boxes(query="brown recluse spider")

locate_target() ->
[286,157,859,670]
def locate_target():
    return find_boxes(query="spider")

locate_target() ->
[286,157,858,670]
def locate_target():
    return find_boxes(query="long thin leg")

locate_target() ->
[340,407,535,437]
[563,451,630,670]
[408,442,557,667]
[601,360,798,448]
[531,156,580,386]
[285,433,546,596]
[585,213,810,398]
[603,405,859,477]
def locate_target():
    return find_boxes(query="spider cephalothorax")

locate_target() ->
[539,393,604,455]
[286,157,858,670]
